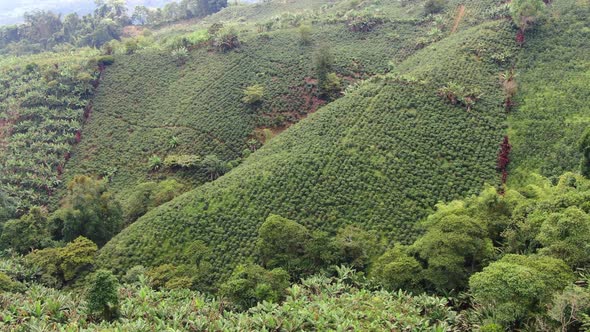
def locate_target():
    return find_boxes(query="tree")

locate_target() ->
[256,214,310,277]
[123,180,185,224]
[0,207,51,254]
[22,10,64,49]
[220,263,290,310]
[26,236,97,287]
[412,214,494,291]
[94,0,129,25]
[548,285,590,331]
[87,269,120,321]
[370,246,424,293]
[536,207,590,268]
[299,24,312,45]
[579,128,590,178]
[314,46,334,97]
[52,176,123,247]
[132,6,150,25]
[509,0,546,32]
[333,225,383,271]
[213,26,240,52]
[469,254,572,325]
[201,154,227,180]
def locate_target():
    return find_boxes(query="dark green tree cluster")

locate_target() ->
[51,176,123,247]
[219,215,383,310]
[369,173,590,329]
[0,0,131,54]
[0,175,123,254]
[26,236,97,288]
[255,215,382,280]
[122,179,185,224]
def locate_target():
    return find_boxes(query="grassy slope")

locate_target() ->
[98,12,516,279]
[508,0,590,183]
[65,4,427,193]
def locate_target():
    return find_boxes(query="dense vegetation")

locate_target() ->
[0,0,229,55]
[508,0,590,183]
[1,0,590,330]
[64,0,466,194]
[0,53,101,213]
[99,16,515,279]
[3,172,590,330]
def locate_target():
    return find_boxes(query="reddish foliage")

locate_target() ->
[64,152,71,161]
[74,130,82,143]
[57,164,63,176]
[516,30,525,46]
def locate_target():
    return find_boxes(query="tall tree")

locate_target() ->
[52,176,123,247]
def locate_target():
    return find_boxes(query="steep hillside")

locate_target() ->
[99,17,516,279]
[508,0,590,183]
[64,0,443,193]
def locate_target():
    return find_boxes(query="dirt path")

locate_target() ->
[451,5,466,34]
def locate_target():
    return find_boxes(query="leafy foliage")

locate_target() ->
[86,269,120,321]
[26,236,97,287]
[220,263,290,311]
[469,254,572,325]
[51,175,123,247]
[0,207,51,254]
[0,270,457,331]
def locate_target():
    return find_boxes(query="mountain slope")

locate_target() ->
[508,0,590,183]
[65,3,431,193]
[99,18,516,279]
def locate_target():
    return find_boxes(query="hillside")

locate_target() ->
[99,12,516,279]
[2,0,590,330]
[508,0,590,183]
[64,12,426,193]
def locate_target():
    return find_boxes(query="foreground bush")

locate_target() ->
[0,271,457,331]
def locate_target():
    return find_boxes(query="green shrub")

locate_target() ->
[299,24,312,45]
[214,27,240,53]
[220,263,290,310]
[148,155,163,171]
[509,0,546,31]
[470,254,573,325]
[242,84,265,105]
[87,269,120,321]
[26,237,98,287]
[171,47,189,65]
[0,207,51,254]
[0,272,24,293]
[164,155,201,169]
[370,246,423,293]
